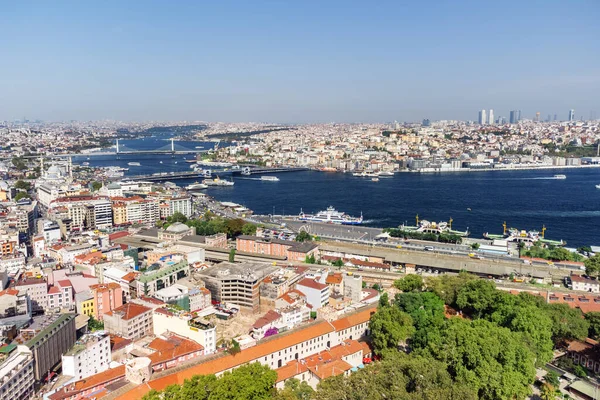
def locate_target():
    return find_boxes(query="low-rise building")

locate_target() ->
[570,275,600,293]
[153,284,211,312]
[62,332,111,380]
[236,235,319,261]
[12,278,47,314]
[152,308,216,355]
[296,278,330,309]
[135,260,190,297]
[89,283,123,320]
[104,303,153,340]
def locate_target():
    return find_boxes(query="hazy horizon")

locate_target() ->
[2,1,599,123]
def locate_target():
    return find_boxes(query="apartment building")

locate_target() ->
[167,197,192,218]
[47,280,73,311]
[62,332,111,380]
[135,260,190,297]
[49,196,113,230]
[104,303,153,340]
[111,196,158,225]
[89,283,123,320]
[296,278,330,309]
[24,314,77,382]
[0,345,35,400]
[153,308,216,355]
[12,278,47,314]
[153,284,211,312]
[570,275,600,293]
[197,262,278,312]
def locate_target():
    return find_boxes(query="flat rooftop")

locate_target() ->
[195,261,278,281]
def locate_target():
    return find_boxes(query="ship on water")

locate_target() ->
[202,176,234,187]
[260,176,280,182]
[185,182,208,190]
[298,206,363,225]
[400,216,469,237]
[484,222,564,246]
[128,162,141,166]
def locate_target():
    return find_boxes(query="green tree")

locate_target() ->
[91,181,102,192]
[87,315,104,331]
[14,180,30,190]
[225,218,246,237]
[229,249,236,262]
[378,292,389,307]
[585,254,600,277]
[241,223,257,236]
[229,339,241,356]
[422,318,536,400]
[427,271,476,306]
[295,231,312,242]
[470,243,480,250]
[395,291,446,349]
[170,211,188,223]
[11,157,26,170]
[574,364,587,378]
[304,254,316,264]
[544,370,560,387]
[14,192,30,201]
[332,258,344,267]
[209,362,277,400]
[456,279,497,318]
[586,311,600,340]
[369,305,415,354]
[275,379,315,400]
[545,303,589,344]
[393,274,424,292]
[540,383,555,400]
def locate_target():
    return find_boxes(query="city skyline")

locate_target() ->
[2,1,599,123]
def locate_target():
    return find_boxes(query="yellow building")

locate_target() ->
[80,298,96,318]
[112,203,127,225]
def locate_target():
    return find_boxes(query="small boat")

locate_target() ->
[195,146,204,149]
[260,176,280,182]
[371,177,379,182]
[554,174,566,179]
[159,161,163,164]
[128,162,141,166]
[174,161,178,164]
[82,162,90,166]
[596,184,600,189]
[467,208,472,211]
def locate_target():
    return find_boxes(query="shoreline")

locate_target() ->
[313,164,600,174]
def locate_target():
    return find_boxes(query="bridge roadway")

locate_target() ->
[125,167,309,181]
[318,240,579,279]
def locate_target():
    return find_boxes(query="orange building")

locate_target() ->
[89,283,123,320]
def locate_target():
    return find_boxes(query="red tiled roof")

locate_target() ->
[104,302,151,320]
[57,279,72,288]
[147,333,204,366]
[109,231,130,241]
[326,274,343,285]
[252,310,282,330]
[331,306,376,331]
[297,278,328,291]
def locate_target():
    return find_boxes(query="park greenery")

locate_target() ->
[141,272,593,400]
[585,254,600,277]
[522,244,584,262]
[295,231,312,242]
[384,228,463,244]
[160,212,259,239]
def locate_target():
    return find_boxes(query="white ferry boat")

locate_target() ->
[554,174,566,179]
[260,176,280,182]
[128,162,141,166]
[185,182,208,190]
[202,176,234,187]
[596,184,600,189]
[298,206,363,225]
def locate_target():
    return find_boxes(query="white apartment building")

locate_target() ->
[49,196,113,229]
[0,345,35,400]
[153,308,216,354]
[62,332,111,380]
[296,278,330,309]
[47,280,73,311]
[168,197,192,218]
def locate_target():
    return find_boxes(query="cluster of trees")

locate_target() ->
[585,254,600,277]
[384,228,463,244]
[365,273,591,399]
[11,157,27,171]
[523,244,584,262]
[295,231,312,242]
[162,212,258,238]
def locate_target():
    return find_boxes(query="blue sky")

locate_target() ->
[1,1,599,123]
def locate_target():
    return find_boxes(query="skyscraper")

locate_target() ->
[517,110,521,121]
[509,110,518,124]
[488,109,494,125]
[569,109,575,121]
[478,110,487,125]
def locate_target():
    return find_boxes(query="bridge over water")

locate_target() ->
[124,167,308,181]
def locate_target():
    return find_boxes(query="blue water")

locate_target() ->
[74,136,600,247]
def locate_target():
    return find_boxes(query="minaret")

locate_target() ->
[69,157,73,179]
[40,156,44,176]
